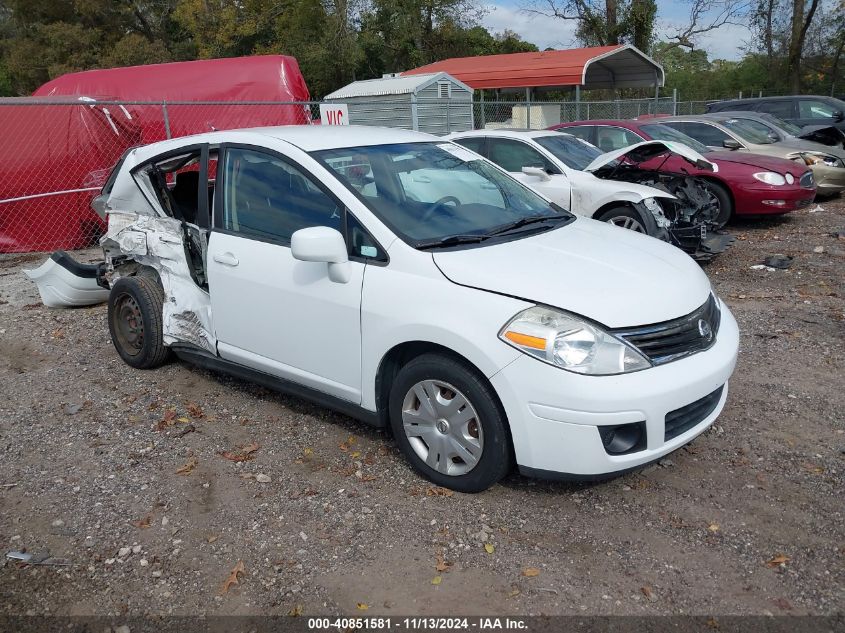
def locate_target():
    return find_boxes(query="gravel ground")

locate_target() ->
[1,199,843,618]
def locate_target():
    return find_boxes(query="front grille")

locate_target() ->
[612,295,721,365]
[800,171,815,188]
[664,385,724,441]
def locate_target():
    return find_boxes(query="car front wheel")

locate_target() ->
[389,353,511,493]
[596,205,658,236]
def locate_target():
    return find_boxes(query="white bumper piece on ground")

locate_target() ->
[23,251,109,308]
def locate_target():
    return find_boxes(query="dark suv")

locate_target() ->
[706,96,845,131]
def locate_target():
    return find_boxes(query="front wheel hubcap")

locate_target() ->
[402,380,483,476]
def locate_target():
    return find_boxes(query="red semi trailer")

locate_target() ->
[1,55,311,252]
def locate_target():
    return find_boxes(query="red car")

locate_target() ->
[550,119,816,226]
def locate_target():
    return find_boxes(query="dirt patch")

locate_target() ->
[0,202,843,617]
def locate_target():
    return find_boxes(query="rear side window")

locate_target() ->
[487,138,556,173]
[757,100,793,118]
[799,99,838,119]
[562,125,594,143]
[663,122,733,148]
[595,127,642,152]
[453,137,486,156]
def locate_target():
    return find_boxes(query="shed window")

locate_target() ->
[438,82,451,99]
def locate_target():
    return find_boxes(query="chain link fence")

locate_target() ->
[0,93,716,254]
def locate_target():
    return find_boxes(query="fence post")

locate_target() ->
[479,91,485,129]
[673,88,678,115]
[446,99,451,133]
[575,85,581,120]
[525,88,532,129]
[162,101,172,139]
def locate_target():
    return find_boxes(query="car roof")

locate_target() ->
[128,125,441,163]
[450,128,566,140]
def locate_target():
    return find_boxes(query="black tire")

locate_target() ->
[701,181,733,228]
[388,353,511,493]
[107,275,171,369]
[596,205,659,237]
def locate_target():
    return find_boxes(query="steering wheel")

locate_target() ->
[420,196,461,222]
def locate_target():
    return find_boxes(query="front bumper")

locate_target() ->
[733,183,816,215]
[810,164,845,195]
[490,304,739,477]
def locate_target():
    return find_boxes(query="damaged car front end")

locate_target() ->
[583,141,734,260]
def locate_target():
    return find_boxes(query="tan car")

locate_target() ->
[658,115,845,196]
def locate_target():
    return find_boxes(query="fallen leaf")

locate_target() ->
[521,567,541,577]
[508,589,521,598]
[773,597,792,611]
[484,543,494,554]
[350,451,361,459]
[187,403,204,418]
[706,617,720,629]
[288,604,303,616]
[766,554,791,568]
[641,586,654,600]
[219,560,245,594]
[339,436,357,452]
[206,535,218,543]
[707,523,721,533]
[356,603,369,610]
[176,416,191,423]
[219,443,260,462]
[175,457,198,475]
[435,552,452,573]
[132,514,153,529]
[426,486,454,497]
[303,447,314,458]
[431,575,442,585]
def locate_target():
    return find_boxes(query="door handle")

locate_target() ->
[213,252,239,266]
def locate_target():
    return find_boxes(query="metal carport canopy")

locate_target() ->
[402,45,664,91]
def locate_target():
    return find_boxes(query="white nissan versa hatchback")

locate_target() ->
[83,126,738,492]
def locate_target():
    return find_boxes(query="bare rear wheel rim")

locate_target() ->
[114,293,144,356]
[607,215,646,232]
[401,379,484,476]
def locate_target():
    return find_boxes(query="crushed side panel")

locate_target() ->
[101,212,216,354]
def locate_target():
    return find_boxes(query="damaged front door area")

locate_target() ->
[100,144,217,353]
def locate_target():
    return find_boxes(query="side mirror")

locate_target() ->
[722,139,742,150]
[833,110,844,122]
[291,226,350,283]
[522,166,552,181]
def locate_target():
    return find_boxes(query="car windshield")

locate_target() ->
[312,142,571,247]
[639,123,711,154]
[718,118,776,144]
[534,134,603,170]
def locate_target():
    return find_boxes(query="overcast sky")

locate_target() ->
[480,0,753,61]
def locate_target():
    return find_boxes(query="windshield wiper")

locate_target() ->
[416,233,493,250]
[485,215,566,236]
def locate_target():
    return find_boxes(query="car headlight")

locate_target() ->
[789,152,845,168]
[499,306,651,375]
[753,172,786,185]
[785,173,795,184]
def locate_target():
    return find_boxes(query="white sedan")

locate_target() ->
[58,126,738,492]
[447,129,728,257]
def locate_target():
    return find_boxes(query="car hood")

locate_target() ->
[585,140,718,173]
[432,217,712,328]
[797,125,845,148]
[704,150,806,173]
[769,137,845,159]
